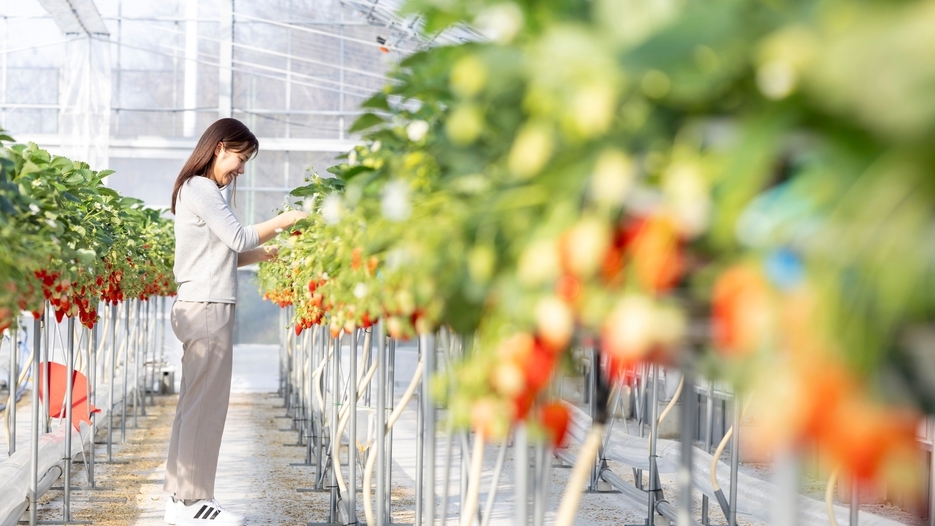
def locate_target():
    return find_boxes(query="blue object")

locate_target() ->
[765,248,804,290]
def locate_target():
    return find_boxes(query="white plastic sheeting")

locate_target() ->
[564,403,905,526]
[58,36,112,171]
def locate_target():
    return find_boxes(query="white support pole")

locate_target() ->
[218,0,233,119]
[1,11,7,128]
[183,0,198,136]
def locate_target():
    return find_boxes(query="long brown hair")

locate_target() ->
[171,118,259,214]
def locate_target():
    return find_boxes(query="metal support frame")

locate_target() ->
[728,395,741,526]
[29,313,42,526]
[7,324,18,456]
[421,333,436,525]
[375,321,386,526]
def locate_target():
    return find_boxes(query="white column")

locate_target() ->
[183,0,198,136]
[218,0,233,119]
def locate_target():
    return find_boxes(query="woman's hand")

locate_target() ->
[254,210,309,244]
[284,210,309,224]
[238,245,278,267]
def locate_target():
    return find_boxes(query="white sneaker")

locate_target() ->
[164,497,177,524]
[175,499,245,526]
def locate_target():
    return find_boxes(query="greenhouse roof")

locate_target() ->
[0,0,458,215]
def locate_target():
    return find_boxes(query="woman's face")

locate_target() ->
[210,143,252,187]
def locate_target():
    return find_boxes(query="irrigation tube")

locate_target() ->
[478,438,508,526]
[554,424,604,526]
[459,432,485,526]
[362,357,423,525]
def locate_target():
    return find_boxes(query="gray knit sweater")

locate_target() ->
[173,176,260,303]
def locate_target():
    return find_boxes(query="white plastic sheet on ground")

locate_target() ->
[564,403,906,526]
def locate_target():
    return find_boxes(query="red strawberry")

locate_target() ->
[712,264,773,358]
[540,402,571,448]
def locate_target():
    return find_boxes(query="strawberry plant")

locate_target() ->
[0,132,175,330]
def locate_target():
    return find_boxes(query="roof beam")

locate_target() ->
[36,0,109,36]
[16,134,359,159]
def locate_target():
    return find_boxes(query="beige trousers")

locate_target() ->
[164,300,236,500]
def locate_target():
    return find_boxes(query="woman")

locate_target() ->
[163,118,306,526]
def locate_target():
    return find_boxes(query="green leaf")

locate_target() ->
[290,185,317,197]
[75,248,96,265]
[0,195,16,216]
[20,160,42,176]
[360,93,391,112]
[338,165,375,182]
[348,113,386,133]
[98,187,119,199]
[64,172,85,184]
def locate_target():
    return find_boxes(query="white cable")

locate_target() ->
[459,433,485,526]
[644,376,684,452]
[141,24,390,81]
[312,348,332,418]
[363,359,424,525]
[555,424,605,526]
[479,438,509,526]
[91,37,375,99]
[332,340,380,494]
[233,12,403,51]
[710,395,753,491]
[826,466,841,526]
